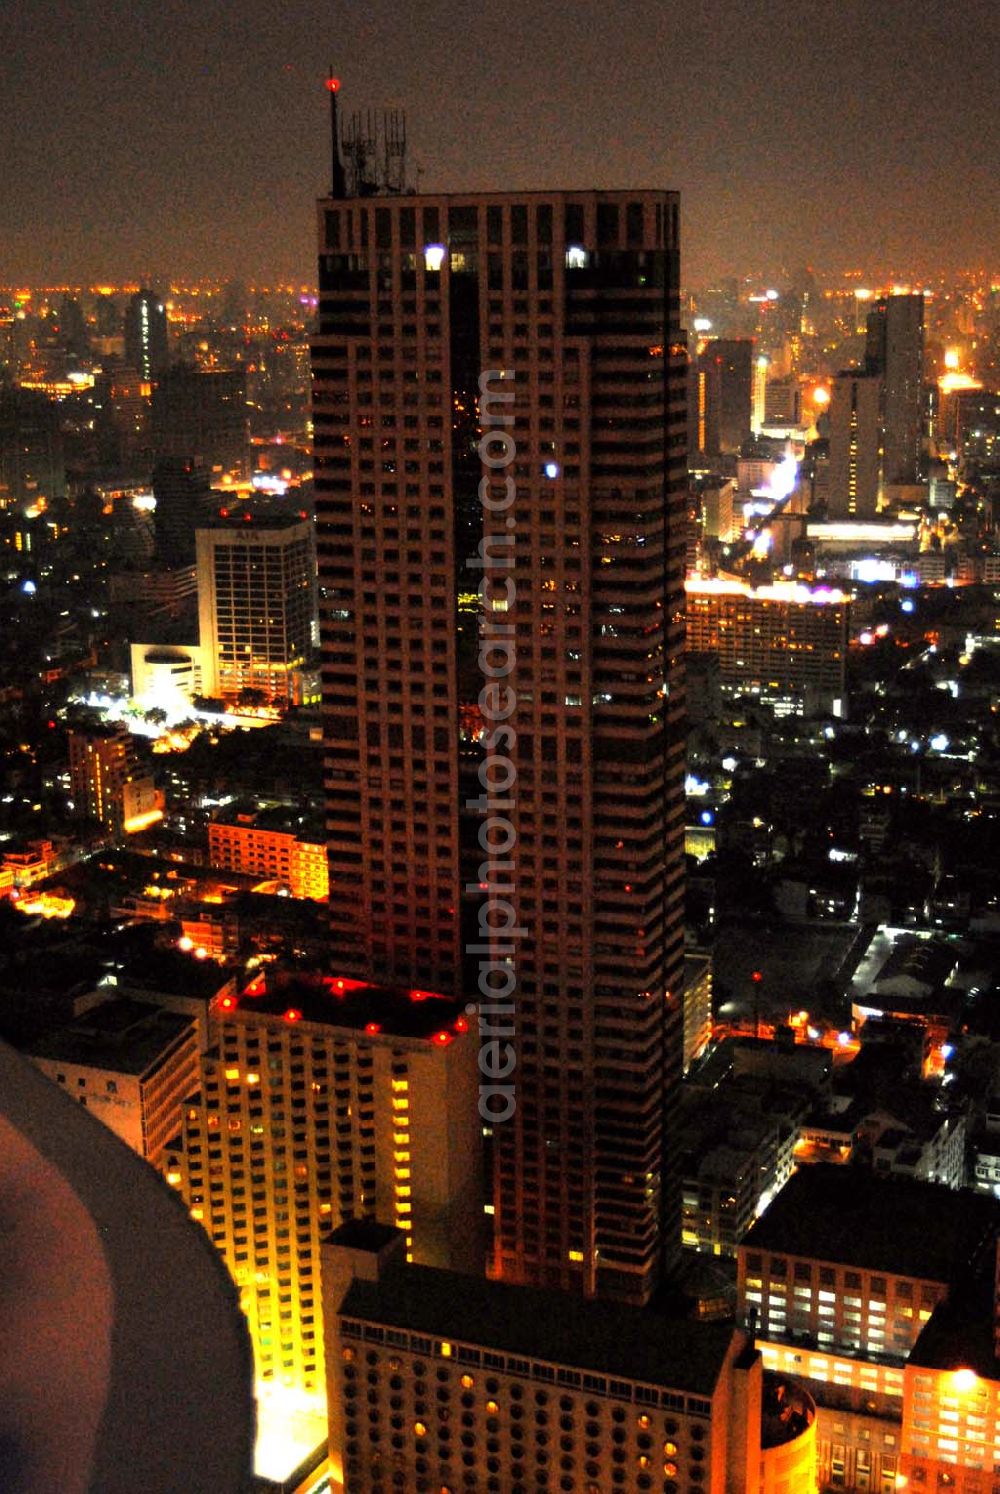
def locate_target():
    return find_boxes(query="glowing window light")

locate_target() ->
[424,244,446,272]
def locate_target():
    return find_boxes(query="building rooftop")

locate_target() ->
[907,1268,999,1380]
[338,1261,740,1399]
[741,1165,1000,1281]
[873,934,957,992]
[227,971,469,1044]
[28,998,194,1076]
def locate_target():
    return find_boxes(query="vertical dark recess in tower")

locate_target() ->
[448,219,486,992]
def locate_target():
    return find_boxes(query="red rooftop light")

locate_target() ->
[220,995,236,1011]
[326,76,341,92]
[432,1031,453,1047]
[365,1021,381,1035]
[284,1008,302,1023]
[454,1017,469,1034]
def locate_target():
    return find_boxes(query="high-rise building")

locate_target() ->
[163,977,481,1407]
[68,725,160,836]
[322,1221,818,1494]
[151,365,250,480]
[690,338,755,456]
[827,371,883,517]
[151,458,214,565]
[314,184,687,1306]
[866,292,924,486]
[196,515,316,705]
[0,385,65,512]
[685,577,849,715]
[124,287,169,382]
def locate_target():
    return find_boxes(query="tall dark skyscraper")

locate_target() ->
[313,131,686,1307]
[124,287,169,382]
[866,292,925,486]
[690,336,754,457]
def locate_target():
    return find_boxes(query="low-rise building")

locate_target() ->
[207,805,328,900]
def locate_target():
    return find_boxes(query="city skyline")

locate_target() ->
[4,0,1000,285]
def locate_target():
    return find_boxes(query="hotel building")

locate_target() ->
[322,1220,817,1494]
[196,515,315,706]
[163,975,481,1406]
[208,805,329,900]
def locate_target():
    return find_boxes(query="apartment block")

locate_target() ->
[685,578,849,714]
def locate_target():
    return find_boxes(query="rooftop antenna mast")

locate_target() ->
[341,105,408,196]
[326,69,347,199]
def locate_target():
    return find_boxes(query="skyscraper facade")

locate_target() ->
[827,371,883,517]
[314,185,686,1307]
[196,515,316,705]
[123,287,169,382]
[689,337,755,457]
[866,292,925,486]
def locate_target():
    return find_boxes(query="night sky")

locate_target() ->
[3,0,999,287]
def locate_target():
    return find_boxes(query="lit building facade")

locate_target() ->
[123,287,169,382]
[737,1167,1000,1492]
[685,578,848,714]
[196,516,315,705]
[828,371,883,518]
[163,977,481,1407]
[314,186,687,1305]
[322,1221,816,1494]
[208,809,329,900]
[683,952,713,1074]
[68,724,159,836]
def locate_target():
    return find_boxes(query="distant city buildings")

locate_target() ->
[685,577,849,715]
[828,371,884,518]
[866,292,925,488]
[690,337,755,458]
[123,287,169,382]
[151,365,250,480]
